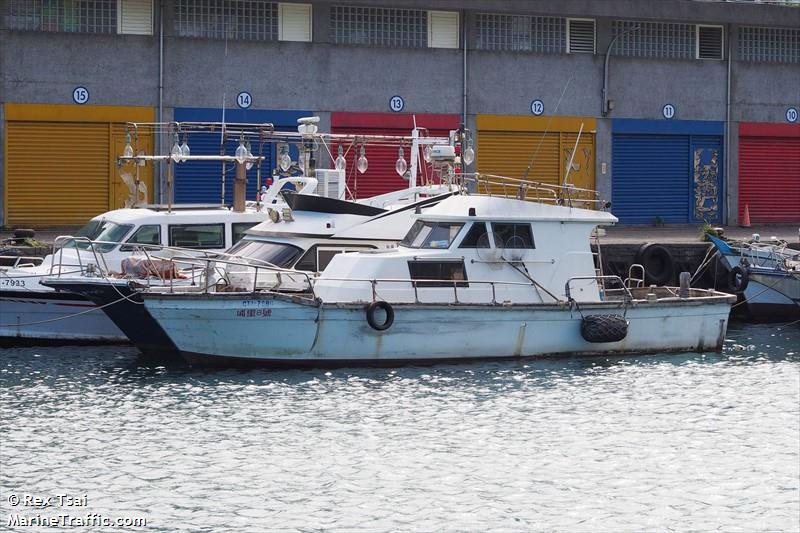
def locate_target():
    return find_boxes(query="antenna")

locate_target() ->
[521,75,574,180]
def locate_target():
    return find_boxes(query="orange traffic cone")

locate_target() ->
[741,204,751,228]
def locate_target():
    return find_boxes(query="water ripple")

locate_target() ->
[1,322,798,532]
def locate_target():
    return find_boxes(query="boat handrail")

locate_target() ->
[461,173,608,209]
[462,173,606,209]
[565,275,633,302]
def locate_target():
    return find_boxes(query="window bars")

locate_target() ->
[739,26,799,64]
[331,6,427,48]
[476,14,566,54]
[612,20,695,59]
[174,0,278,41]
[6,0,116,34]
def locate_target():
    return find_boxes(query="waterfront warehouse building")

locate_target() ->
[1,0,798,227]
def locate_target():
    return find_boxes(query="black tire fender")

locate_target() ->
[729,265,749,293]
[635,243,674,286]
[366,301,394,331]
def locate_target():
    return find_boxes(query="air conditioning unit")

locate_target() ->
[315,169,346,199]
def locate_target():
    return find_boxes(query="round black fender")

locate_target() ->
[366,301,394,331]
[581,314,628,343]
[729,265,749,294]
[635,243,674,286]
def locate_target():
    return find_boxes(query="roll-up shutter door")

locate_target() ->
[7,122,109,225]
[739,123,800,223]
[612,135,689,224]
[331,113,460,199]
[173,108,309,204]
[4,104,155,226]
[476,115,596,195]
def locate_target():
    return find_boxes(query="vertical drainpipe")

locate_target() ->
[462,10,467,129]
[725,23,732,225]
[158,0,165,203]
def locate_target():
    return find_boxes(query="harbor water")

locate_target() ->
[1,321,798,532]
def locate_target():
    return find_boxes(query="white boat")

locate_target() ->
[707,234,800,320]
[142,177,736,367]
[29,120,458,344]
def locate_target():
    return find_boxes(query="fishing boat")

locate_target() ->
[707,234,800,320]
[141,172,736,367]
[35,121,458,347]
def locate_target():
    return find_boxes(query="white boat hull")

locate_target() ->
[143,293,733,365]
[0,289,127,342]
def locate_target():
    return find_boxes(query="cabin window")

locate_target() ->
[459,222,490,248]
[67,221,133,252]
[169,223,225,249]
[294,245,375,272]
[408,260,468,287]
[120,225,162,251]
[232,222,257,245]
[226,240,302,269]
[400,221,464,249]
[491,223,535,249]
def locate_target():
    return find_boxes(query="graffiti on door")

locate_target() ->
[693,148,719,222]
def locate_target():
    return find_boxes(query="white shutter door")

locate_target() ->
[279,4,312,42]
[428,11,459,49]
[119,0,153,35]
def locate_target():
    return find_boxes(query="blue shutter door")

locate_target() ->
[172,108,310,204]
[612,134,690,224]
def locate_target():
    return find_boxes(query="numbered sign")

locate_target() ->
[662,103,676,119]
[236,91,252,109]
[787,107,798,124]
[389,95,404,113]
[72,86,89,105]
[530,99,544,116]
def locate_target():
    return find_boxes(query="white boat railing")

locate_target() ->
[463,173,607,210]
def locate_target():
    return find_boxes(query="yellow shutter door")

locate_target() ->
[7,122,110,226]
[476,115,596,196]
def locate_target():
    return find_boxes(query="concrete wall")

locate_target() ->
[2,0,799,225]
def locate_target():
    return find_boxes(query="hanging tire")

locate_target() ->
[581,314,628,343]
[729,265,749,293]
[366,301,394,331]
[635,243,674,286]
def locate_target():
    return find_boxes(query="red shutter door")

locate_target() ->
[739,123,800,223]
[331,113,460,199]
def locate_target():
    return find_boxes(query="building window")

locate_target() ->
[428,11,459,49]
[6,0,117,34]
[697,25,724,60]
[175,0,278,41]
[612,20,695,59]
[739,26,799,64]
[567,18,595,54]
[476,14,565,54]
[331,6,427,48]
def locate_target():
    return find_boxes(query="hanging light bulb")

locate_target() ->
[334,145,346,172]
[171,133,182,163]
[423,144,432,163]
[278,143,291,172]
[245,140,254,170]
[395,146,407,177]
[357,145,368,174]
[180,134,190,161]
[235,139,248,165]
[123,132,134,159]
[296,144,305,171]
[463,144,475,166]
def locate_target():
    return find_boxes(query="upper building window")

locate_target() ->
[175,0,278,41]
[612,20,695,60]
[331,6,427,48]
[476,14,566,54]
[739,26,799,64]
[6,0,117,34]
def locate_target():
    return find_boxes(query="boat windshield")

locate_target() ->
[64,221,134,253]
[400,220,464,249]
[226,239,303,268]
